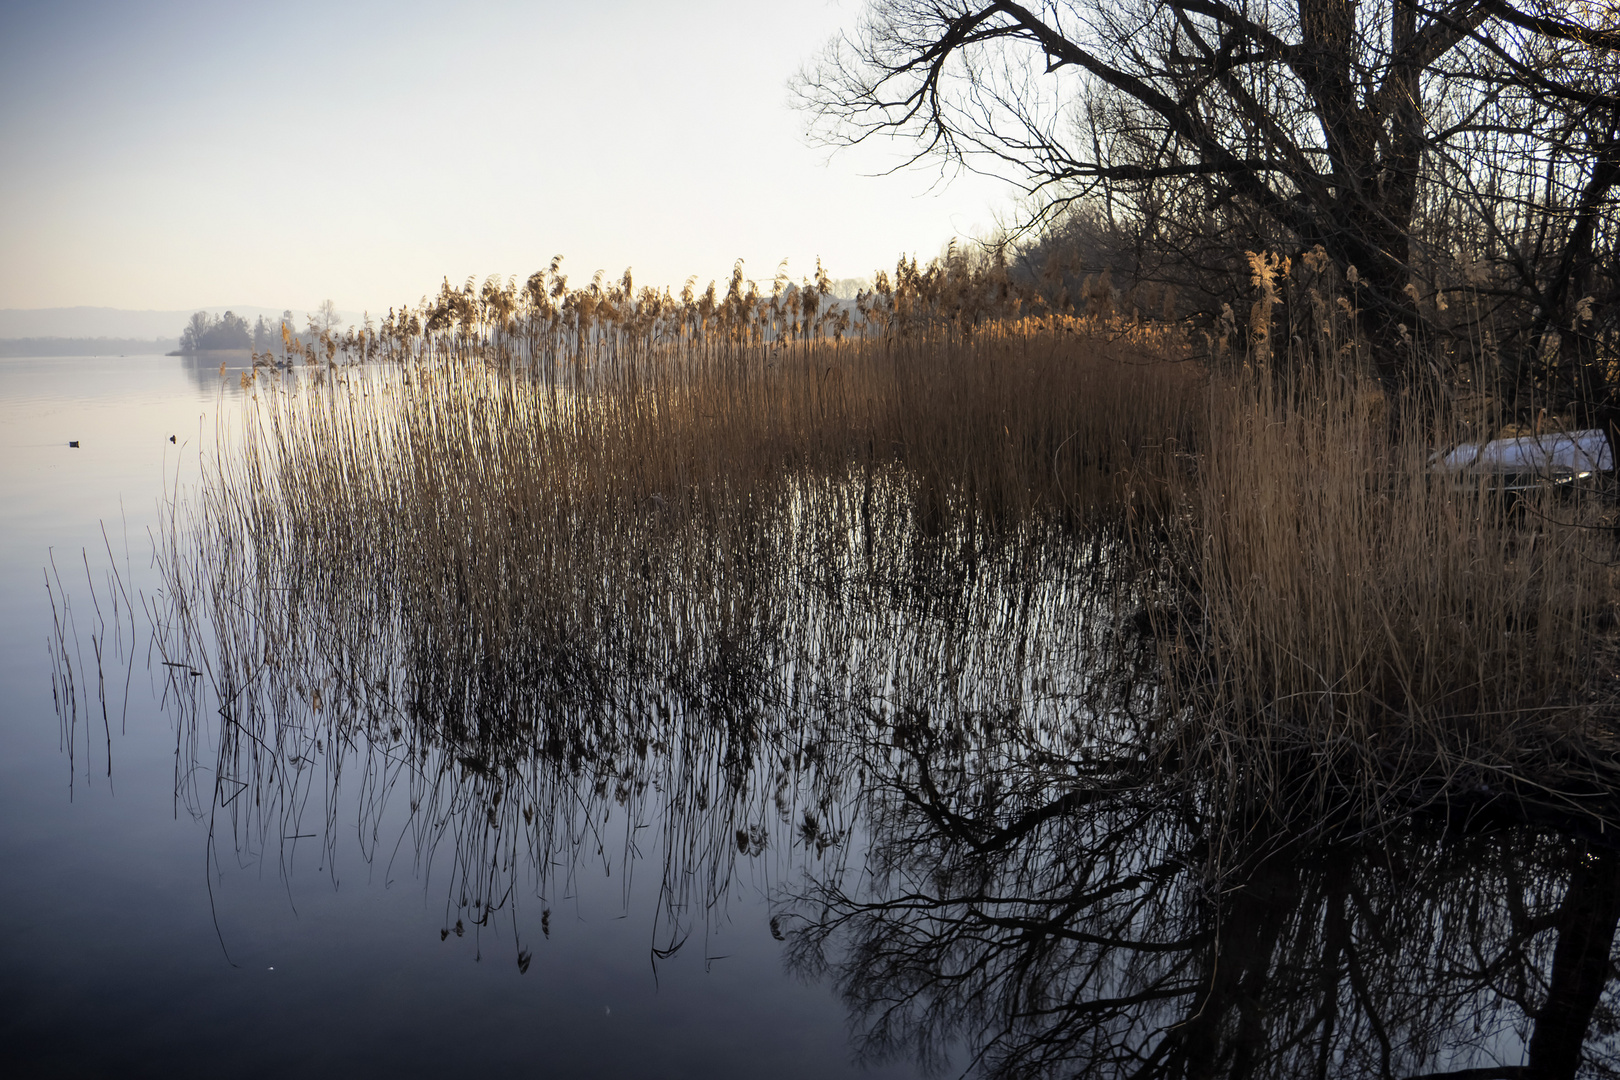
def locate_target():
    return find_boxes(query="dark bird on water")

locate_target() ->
[68,441,79,448]
[169,435,176,443]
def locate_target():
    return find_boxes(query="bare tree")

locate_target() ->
[308,298,343,336]
[798,1,1620,394]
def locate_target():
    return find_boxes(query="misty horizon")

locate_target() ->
[0,3,1010,314]
[0,304,363,341]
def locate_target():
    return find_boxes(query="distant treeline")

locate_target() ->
[0,337,179,357]
[179,306,341,353]
[180,310,284,353]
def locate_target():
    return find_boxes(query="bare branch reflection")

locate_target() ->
[46,338,1620,1076]
[781,739,1620,1079]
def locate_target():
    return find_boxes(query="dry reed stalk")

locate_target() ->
[146,321,1178,943]
[1169,361,1620,838]
[141,246,1620,873]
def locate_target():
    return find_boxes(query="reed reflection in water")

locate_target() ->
[138,363,1149,973]
[48,329,1620,1077]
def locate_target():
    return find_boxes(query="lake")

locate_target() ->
[2,354,920,1077]
[4,352,1619,1078]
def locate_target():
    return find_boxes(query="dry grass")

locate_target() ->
[138,250,1620,873]
[259,323,1201,531]
[136,298,1196,934]
[1169,362,1620,838]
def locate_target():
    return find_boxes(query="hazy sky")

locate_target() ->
[0,0,1018,314]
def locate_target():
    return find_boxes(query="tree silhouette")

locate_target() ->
[800,2,1620,393]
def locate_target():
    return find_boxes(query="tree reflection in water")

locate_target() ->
[780,741,1620,1079]
[63,445,1618,1078]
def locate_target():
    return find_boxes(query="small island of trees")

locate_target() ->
[175,308,330,354]
[178,310,248,352]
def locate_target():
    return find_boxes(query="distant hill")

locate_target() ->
[0,305,361,339]
[0,337,179,357]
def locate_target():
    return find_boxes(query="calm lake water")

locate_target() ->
[5,353,1620,1078]
[0,354,917,1078]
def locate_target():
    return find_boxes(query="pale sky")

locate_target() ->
[0,0,1018,314]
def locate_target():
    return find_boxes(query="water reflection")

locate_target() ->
[131,466,1142,971]
[174,349,249,396]
[782,749,1620,1078]
[46,366,1620,1077]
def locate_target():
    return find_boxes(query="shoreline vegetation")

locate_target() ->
[39,248,1620,1074]
[174,303,346,355]
[141,250,1620,867]
[0,336,179,357]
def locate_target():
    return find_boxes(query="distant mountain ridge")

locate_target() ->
[0,337,179,358]
[0,306,362,339]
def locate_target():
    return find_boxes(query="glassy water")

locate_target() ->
[6,354,1620,1078]
[2,355,909,1077]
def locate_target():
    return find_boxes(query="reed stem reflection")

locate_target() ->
[43,259,1620,1074]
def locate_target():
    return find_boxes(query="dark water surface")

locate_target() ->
[6,354,1620,1078]
[0,355,900,1078]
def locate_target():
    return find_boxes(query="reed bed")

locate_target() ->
[1170,363,1620,838]
[261,328,1201,529]
[119,251,1620,907]
[139,297,1191,939]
